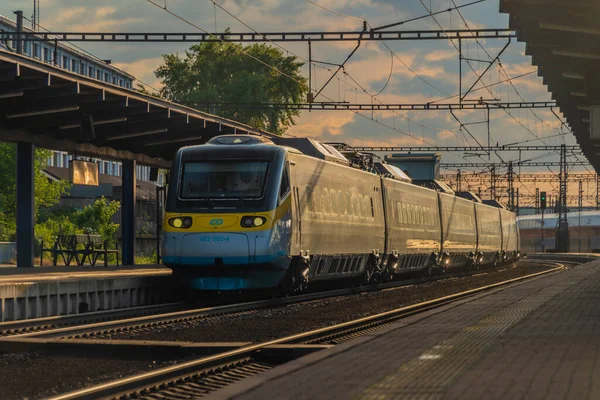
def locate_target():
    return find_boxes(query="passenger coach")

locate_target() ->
[162,135,519,293]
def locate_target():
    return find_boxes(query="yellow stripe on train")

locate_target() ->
[163,195,291,233]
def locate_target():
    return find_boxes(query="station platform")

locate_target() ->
[0,264,170,283]
[0,265,172,322]
[219,259,600,400]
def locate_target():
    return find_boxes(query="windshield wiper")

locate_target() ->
[237,179,259,208]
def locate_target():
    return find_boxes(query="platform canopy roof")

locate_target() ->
[500,0,600,173]
[0,50,277,168]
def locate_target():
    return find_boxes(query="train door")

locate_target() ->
[288,160,302,252]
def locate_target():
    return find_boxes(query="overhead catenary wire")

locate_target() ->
[143,0,450,148]
[207,0,460,139]
[449,0,567,137]
[208,0,470,148]
[418,0,556,150]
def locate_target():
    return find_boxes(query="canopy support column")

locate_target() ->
[16,142,35,268]
[121,160,136,265]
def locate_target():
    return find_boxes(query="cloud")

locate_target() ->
[287,110,356,137]
[424,49,456,62]
[96,6,117,19]
[113,57,164,89]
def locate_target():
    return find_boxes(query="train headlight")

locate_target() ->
[241,216,267,228]
[168,217,192,228]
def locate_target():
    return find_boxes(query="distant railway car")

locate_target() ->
[475,202,503,264]
[500,209,520,260]
[438,193,478,267]
[381,177,441,276]
[162,134,519,294]
[518,211,600,253]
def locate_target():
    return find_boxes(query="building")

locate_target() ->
[0,15,134,88]
[1,14,159,183]
[46,151,164,184]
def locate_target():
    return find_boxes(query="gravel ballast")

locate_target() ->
[0,352,183,400]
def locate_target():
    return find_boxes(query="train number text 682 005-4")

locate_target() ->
[200,236,230,243]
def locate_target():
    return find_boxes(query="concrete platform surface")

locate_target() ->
[217,260,600,400]
[0,264,170,283]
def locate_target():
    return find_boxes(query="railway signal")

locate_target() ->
[540,192,547,210]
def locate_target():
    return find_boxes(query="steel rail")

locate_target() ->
[0,302,187,336]
[48,263,565,400]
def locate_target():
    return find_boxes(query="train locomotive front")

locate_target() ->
[162,136,295,291]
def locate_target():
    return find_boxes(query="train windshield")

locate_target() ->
[180,161,269,200]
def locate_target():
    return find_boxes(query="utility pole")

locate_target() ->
[556,144,569,252]
[516,188,519,216]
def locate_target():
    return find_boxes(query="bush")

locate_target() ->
[35,197,120,261]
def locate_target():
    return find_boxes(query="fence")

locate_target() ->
[111,186,167,259]
[0,242,16,264]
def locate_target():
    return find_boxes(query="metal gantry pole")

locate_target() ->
[14,10,23,54]
[596,174,600,210]
[556,144,569,252]
[507,161,514,210]
[458,38,462,108]
[579,180,583,253]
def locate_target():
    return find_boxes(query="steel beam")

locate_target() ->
[187,101,556,111]
[121,160,136,266]
[16,142,34,268]
[354,145,580,152]
[441,161,589,168]
[1,28,517,43]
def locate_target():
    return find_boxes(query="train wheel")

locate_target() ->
[276,257,310,297]
[362,256,378,285]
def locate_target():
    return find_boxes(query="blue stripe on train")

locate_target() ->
[162,253,287,266]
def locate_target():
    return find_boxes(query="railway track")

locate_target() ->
[6,261,530,340]
[0,302,188,337]
[46,262,566,400]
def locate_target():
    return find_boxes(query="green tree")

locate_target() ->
[0,143,70,241]
[155,34,307,134]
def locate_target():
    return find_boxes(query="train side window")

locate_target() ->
[330,188,338,215]
[313,187,321,213]
[338,191,346,215]
[370,197,374,218]
[279,163,290,202]
[323,189,330,214]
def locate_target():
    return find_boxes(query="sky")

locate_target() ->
[0,0,592,206]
